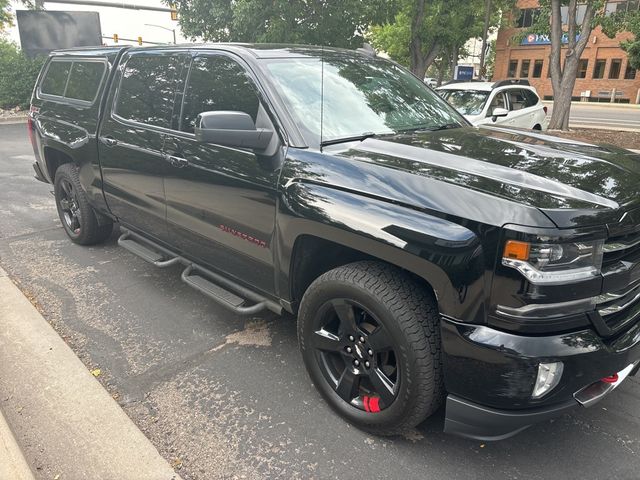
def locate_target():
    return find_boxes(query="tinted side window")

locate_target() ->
[65,61,105,102]
[116,54,181,128]
[523,90,539,108]
[508,90,527,111]
[181,55,260,134]
[41,60,71,96]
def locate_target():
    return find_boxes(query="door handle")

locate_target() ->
[167,155,189,168]
[100,136,118,147]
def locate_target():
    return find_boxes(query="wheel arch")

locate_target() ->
[288,233,440,311]
[278,182,488,322]
[43,146,74,182]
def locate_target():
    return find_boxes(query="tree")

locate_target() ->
[370,0,475,78]
[529,1,639,130]
[168,0,396,48]
[0,39,45,108]
[369,0,514,79]
[602,9,640,70]
[1,0,13,32]
[527,1,601,130]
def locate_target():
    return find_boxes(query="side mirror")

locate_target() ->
[194,111,273,150]
[491,107,509,122]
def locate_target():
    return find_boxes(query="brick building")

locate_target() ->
[493,0,640,104]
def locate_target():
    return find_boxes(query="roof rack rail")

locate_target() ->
[492,79,531,89]
[442,79,482,86]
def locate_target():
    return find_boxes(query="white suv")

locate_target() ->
[437,80,547,130]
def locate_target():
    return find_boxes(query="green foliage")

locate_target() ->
[1,0,13,32]
[168,0,396,48]
[369,11,412,68]
[602,10,640,70]
[369,0,515,76]
[0,40,46,109]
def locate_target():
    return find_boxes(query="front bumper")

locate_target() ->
[441,316,640,440]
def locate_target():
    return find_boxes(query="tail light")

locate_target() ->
[543,106,548,114]
[27,105,38,148]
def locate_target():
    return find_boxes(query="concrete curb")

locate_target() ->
[568,124,640,133]
[0,266,182,480]
[542,100,640,109]
[0,115,28,125]
[0,408,35,480]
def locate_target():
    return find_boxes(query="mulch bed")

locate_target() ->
[550,128,640,151]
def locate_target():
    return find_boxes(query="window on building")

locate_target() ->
[508,60,518,78]
[609,59,623,79]
[520,60,531,78]
[577,59,589,78]
[606,1,640,15]
[625,63,637,79]
[516,8,539,28]
[561,4,588,24]
[116,53,182,129]
[593,59,607,79]
[180,55,261,134]
[532,60,544,78]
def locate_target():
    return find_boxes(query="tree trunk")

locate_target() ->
[479,0,492,79]
[408,0,441,78]
[450,46,460,77]
[548,0,596,130]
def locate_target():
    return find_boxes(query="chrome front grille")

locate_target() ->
[598,230,640,334]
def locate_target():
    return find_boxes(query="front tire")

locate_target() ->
[54,163,113,245]
[298,261,444,435]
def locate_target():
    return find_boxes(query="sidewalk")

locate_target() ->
[0,408,34,480]
[0,266,182,480]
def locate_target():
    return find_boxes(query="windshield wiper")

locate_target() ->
[320,132,379,148]
[396,123,461,135]
[428,123,462,131]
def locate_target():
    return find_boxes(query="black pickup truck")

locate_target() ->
[28,44,640,440]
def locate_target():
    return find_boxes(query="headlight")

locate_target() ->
[502,239,604,285]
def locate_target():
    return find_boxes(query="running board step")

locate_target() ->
[117,228,281,316]
[117,233,181,268]
[181,266,267,315]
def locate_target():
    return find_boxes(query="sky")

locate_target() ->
[5,0,190,47]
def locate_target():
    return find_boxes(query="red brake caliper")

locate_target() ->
[363,395,381,413]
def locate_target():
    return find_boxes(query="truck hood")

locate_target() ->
[334,126,640,227]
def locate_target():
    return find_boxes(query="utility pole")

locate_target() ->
[478,0,492,79]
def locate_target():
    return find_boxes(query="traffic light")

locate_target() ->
[170,9,178,21]
[137,36,143,45]
[113,33,118,43]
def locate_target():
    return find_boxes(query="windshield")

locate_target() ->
[262,54,466,146]
[438,90,490,116]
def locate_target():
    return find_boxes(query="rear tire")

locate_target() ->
[298,261,444,436]
[54,163,113,245]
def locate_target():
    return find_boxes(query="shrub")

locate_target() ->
[0,40,46,109]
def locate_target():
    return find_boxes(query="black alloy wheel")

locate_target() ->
[311,298,398,413]
[298,261,444,436]
[54,163,113,245]
[58,177,83,237]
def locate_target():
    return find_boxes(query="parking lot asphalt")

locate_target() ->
[1,122,639,480]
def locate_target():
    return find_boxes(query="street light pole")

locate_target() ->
[144,23,177,44]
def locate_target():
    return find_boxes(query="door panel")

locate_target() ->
[486,91,509,127]
[163,53,280,294]
[98,50,187,242]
